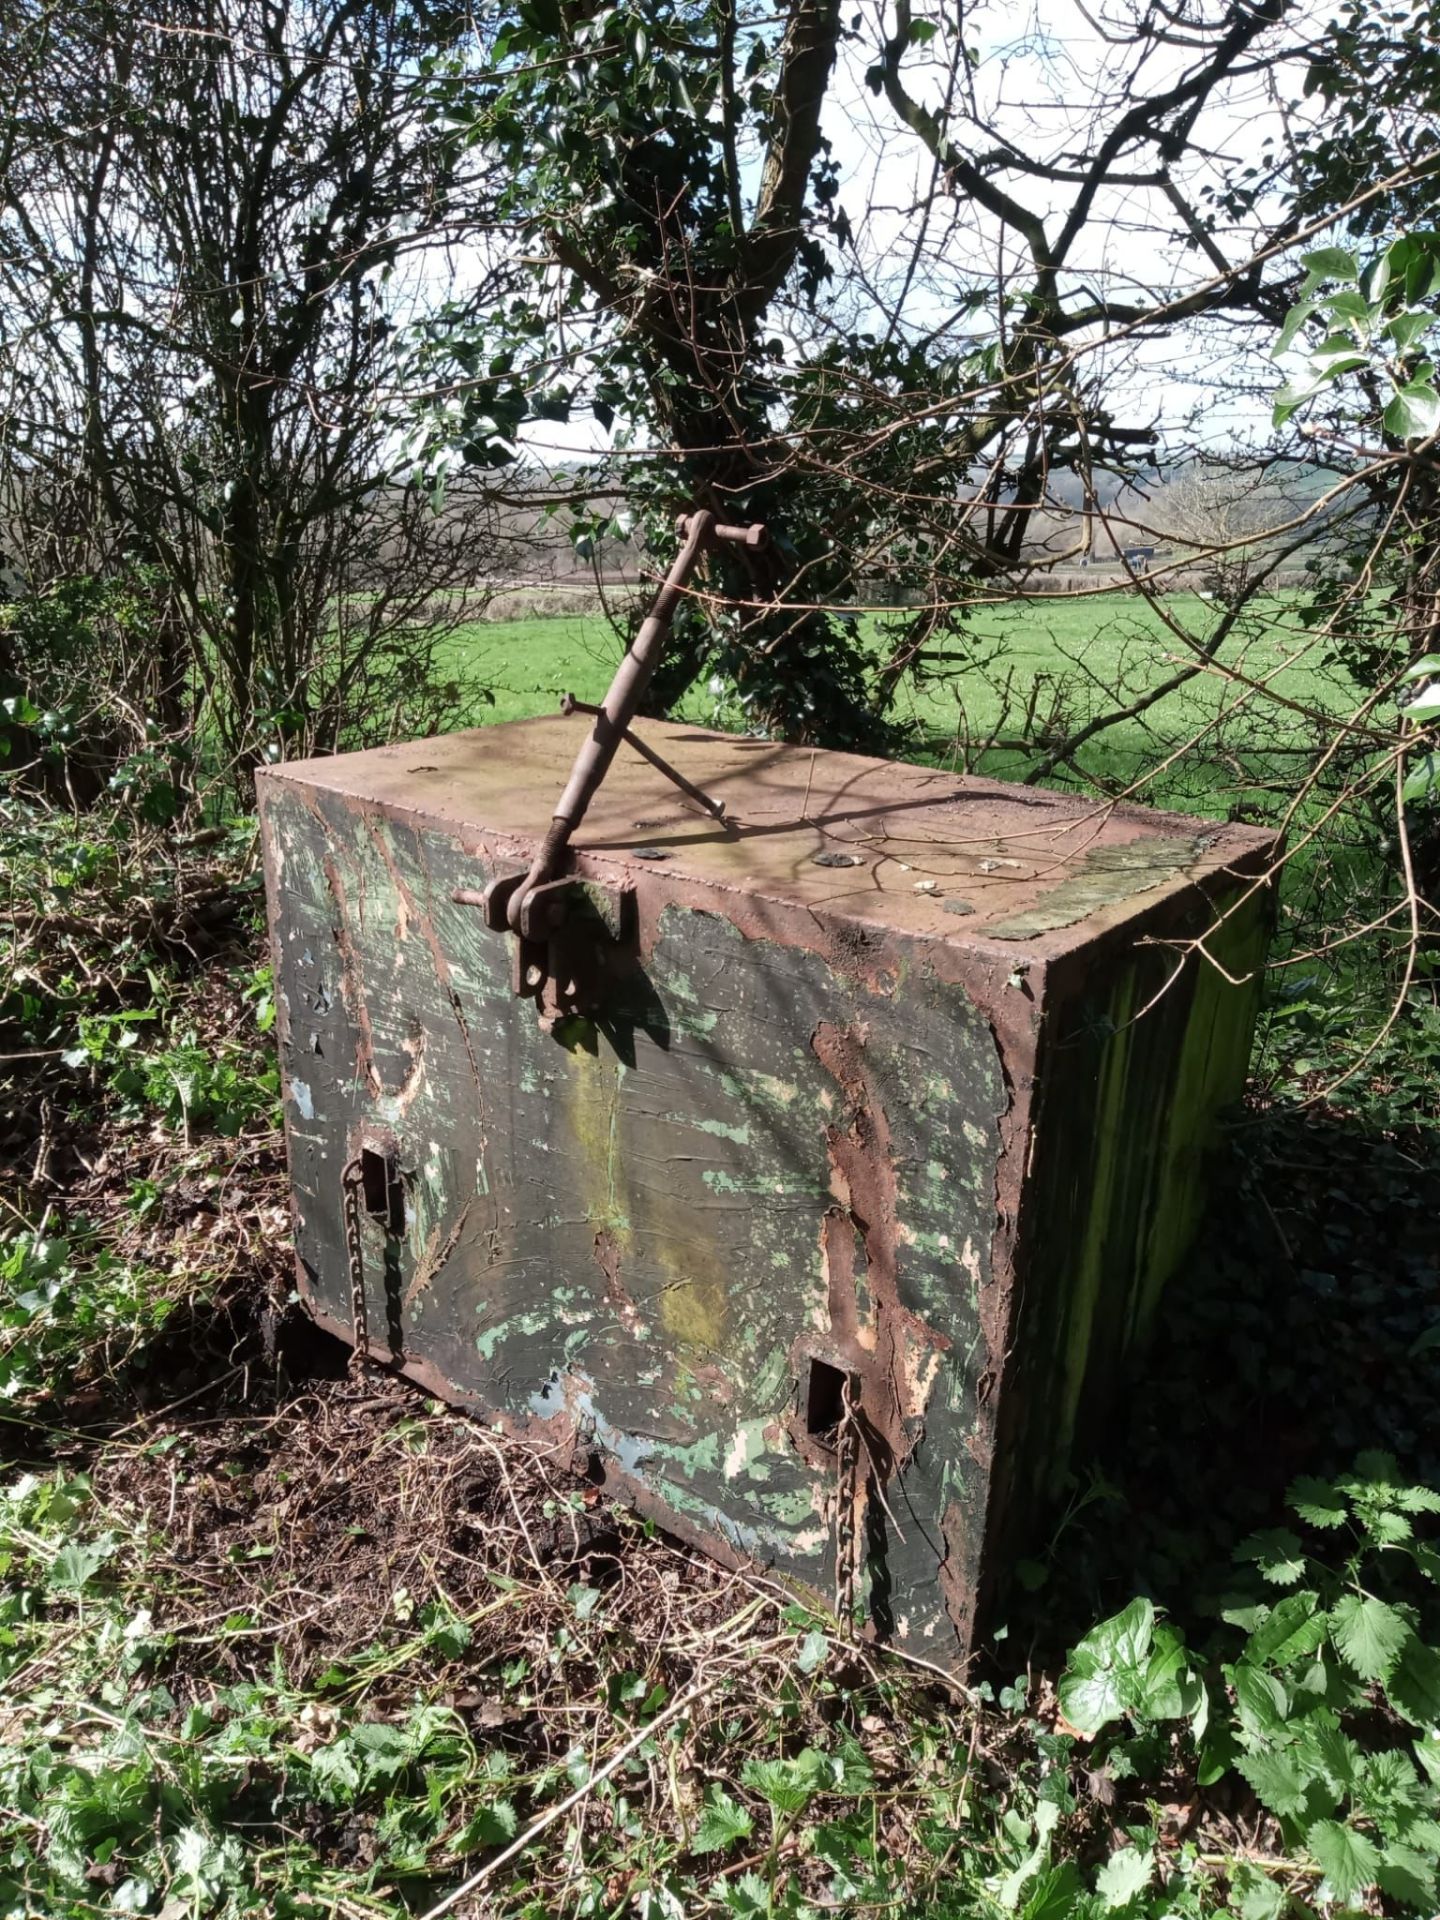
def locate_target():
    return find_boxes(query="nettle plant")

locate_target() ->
[1055,1454,1440,1916]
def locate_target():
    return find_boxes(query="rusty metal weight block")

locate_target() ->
[258,708,1275,1671]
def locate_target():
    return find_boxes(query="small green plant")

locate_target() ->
[1056,1453,1440,1915]
[0,1466,524,1916]
[0,1227,179,1405]
[62,1007,279,1136]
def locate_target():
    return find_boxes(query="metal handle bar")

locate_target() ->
[505,509,767,931]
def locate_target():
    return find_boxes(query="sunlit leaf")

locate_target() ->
[1306,1818,1381,1900]
[691,1785,753,1854]
[1094,1845,1152,1910]
[1301,245,1360,284]
[1384,381,1440,441]
[1331,1595,1411,1683]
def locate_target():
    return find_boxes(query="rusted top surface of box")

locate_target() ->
[269,714,1274,957]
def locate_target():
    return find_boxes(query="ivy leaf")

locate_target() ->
[1094,1846,1153,1910]
[1288,1476,1349,1530]
[1406,249,1440,303]
[1309,349,1368,380]
[795,1629,829,1675]
[1384,381,1440,442]
[1403,752,1440,802]
[1306,1819,1381,1901]
[1322,288,1373,325]
[1237,1745,1313,1819]
[1273,297,1317,358]
[691,1785,753,1854]
[1301,245,1360,283]
[1331,1596,1411,1683]
[1363,250,1394,302]
[1388,310,1436,353]
[1272,376,1327,426]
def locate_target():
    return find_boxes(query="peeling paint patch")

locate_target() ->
[987,834,1205,939]
[689,1115,754,1146]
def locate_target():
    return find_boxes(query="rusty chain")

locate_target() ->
[833,1375,862,1631]
[340,1155,369,1371]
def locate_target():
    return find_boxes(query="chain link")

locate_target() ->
[833,1375,861,1631]
[341,1156,369,1372]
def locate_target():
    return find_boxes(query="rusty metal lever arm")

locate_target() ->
[505,509,767,931]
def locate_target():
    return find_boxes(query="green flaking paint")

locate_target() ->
[752,1346,788,1403]
[650,1430,722,1478]
[762,1486,822,1526]
[688,1115,755,1145]
[477,1309,555,1359]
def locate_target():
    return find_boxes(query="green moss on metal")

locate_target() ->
[1026,883,1270,1505]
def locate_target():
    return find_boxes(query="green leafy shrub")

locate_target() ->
[62,1010,279,1137]
[1056,1454,1440,1915]
[0,1229,179,1405]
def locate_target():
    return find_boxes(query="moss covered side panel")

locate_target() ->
[989,885,1271,1560]
[261,782,1007,1666]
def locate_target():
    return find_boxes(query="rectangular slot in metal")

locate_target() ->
[360,1145,404,1235]
[805,1357,848,1443]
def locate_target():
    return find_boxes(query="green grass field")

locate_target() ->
[446,590,1360,820]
